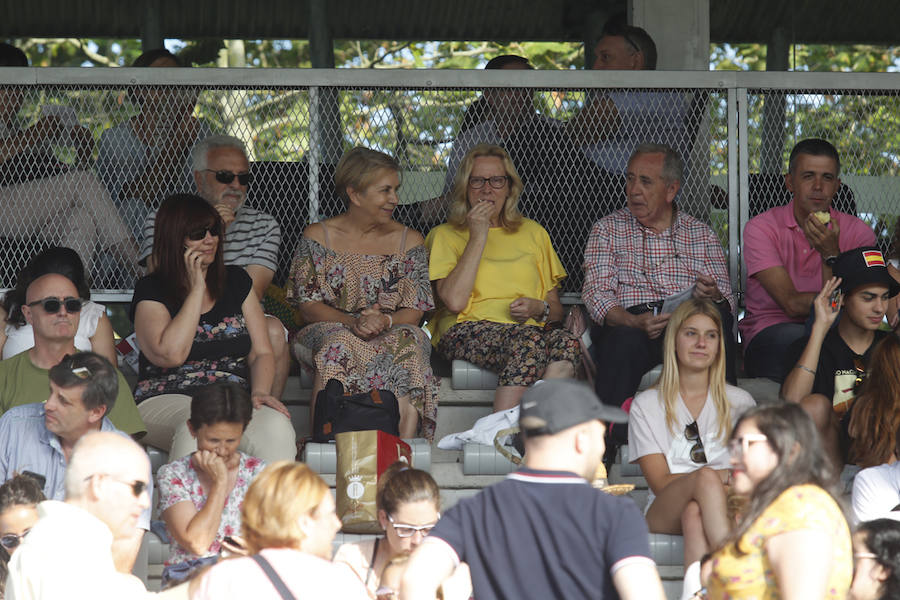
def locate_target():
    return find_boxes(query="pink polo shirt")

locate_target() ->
[739,201,875,347]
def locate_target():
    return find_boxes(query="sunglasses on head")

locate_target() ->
[27,296,83,314]
[204,169,251,186]
[186,223,221,241]
[0,530,29,551]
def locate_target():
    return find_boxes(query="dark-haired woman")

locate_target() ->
[0,246,115,365]
[705,404,852,599]
[849,334,900,468]
[850,519,900,600]
[0,474,44,600]
[156,382,264,587]
[132,194,295,463]
[334,461,470,599]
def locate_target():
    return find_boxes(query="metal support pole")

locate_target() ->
[737,87,751,302]
[140,0,164,52]
[761,27,790,174]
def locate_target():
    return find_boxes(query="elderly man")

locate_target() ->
[0,273,144,436]
[0,351,152,573]
[740,138,876,382]
[582,144,735,424]
[401,379,663,600]
[138,134,289,398]
[6,431,185,599]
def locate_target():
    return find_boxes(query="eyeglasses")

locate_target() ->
[62,355,92,380]
[684,421,707,464]
[204,169,251,186]
[468,176,509,189]
[728,434,769,458]
[84,474,148,498]
[186,223,221,241]
[622,32,641,55]
[854,552,878,561]
[0,530,30,551]
[26,296,83,314]
[387,513,439,538]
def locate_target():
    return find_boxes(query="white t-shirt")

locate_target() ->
[851,462,900,525]
[628,384,756,510]
[3,300,104,360]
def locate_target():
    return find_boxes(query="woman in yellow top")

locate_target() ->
[705,403,852,599]
[426,144,580,411]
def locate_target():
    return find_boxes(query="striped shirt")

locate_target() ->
[582,207,733,324]
[139,205,281,273]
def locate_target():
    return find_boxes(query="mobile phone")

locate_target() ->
[830,290,841,312]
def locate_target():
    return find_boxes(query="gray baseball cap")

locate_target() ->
[519,378,628,436]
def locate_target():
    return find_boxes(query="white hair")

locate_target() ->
[191,134,248,171]
[64,432,145,500]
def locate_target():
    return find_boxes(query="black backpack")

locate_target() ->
[311,378,401,442]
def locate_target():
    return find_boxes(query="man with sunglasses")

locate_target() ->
[781,246,898,469]
[0,351,153,574]
[138,135,290,399]
[7,432,182,599]
[0,273,144,436]
[402,379,665,600]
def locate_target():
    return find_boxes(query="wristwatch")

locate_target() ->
[540,301,550,322]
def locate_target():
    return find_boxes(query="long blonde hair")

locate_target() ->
[655,298,731,440]
[446,144,524,232]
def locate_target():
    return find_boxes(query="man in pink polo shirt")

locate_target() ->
[740,138,876,382]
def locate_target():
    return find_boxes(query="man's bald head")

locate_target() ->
[64,432,150,539]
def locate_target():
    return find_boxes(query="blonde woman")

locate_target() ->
[191,462,369,599]
[628,299,755,566]
[426,144,580,412]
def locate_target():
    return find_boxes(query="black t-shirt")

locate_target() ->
[129,265,253,402]
[428,467,653,600]
[786,328,888,408]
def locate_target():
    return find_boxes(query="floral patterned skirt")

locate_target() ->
[291,322,439,441]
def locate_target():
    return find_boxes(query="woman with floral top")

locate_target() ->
[157,383,264,587]
[287,147,438,440]
[131,193,295,463]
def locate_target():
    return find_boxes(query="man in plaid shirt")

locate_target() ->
[582,144,735,438]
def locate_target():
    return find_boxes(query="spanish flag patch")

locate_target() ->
[863,250,885,267]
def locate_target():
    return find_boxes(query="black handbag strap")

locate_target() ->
[251,554,297,600]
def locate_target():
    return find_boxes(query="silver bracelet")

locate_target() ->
[795,364,816,376]
[386,314,393,328]
[541,301,550,322]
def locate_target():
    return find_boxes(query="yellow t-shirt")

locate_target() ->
[708,484,851,600]
[425,218,566,346]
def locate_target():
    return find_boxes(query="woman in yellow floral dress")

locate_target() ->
[705,403,852,599]
[287,147,437,440]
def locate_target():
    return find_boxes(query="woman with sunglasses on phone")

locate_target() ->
[426,144,580,412]
[628,298,755,567]
[191,461,369,599]
[131,193,295,463]
[705,403,852,599]
[288,146,437,440]
[156,382,264,588]
[0,474,44,600]
[334,462,470,600]
[1,246,116,366]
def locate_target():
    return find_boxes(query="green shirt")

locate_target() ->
[0,351,146,436]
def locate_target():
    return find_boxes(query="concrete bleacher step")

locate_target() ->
[304,438,432,473]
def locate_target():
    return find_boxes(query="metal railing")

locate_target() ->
[1,67,898,303]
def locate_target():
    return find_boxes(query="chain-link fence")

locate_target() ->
[1,69,897,304]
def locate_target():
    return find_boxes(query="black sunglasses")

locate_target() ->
[27,296,83,314]
[0,530,29,551]
[684,421,707,464]
[186,223,221,241]
[204,169,251,186]
[85,474,148,498]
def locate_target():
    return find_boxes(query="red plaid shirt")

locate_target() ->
[582,208,734,324]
